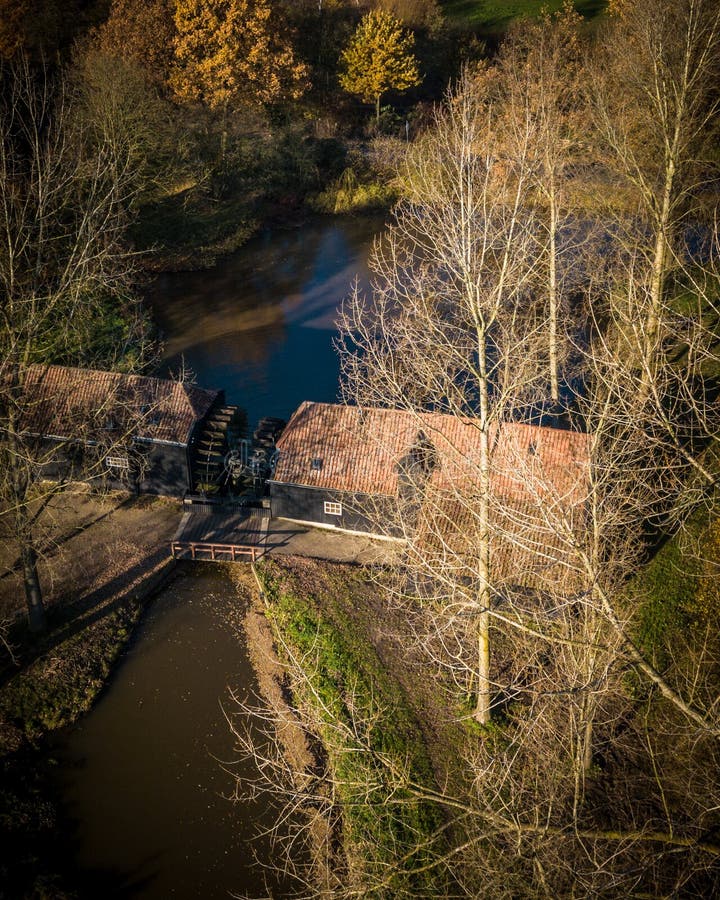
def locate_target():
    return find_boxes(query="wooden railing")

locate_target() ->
[171,541,260,562]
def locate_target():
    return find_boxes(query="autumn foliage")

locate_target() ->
[171,0,309,111]
[92,0,176,86]
[339,9,421,122]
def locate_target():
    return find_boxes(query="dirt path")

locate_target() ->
[1,490,182,623]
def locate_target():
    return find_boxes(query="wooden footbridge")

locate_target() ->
[171,500,269,563]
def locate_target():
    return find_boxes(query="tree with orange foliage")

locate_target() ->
[171,0,308,157]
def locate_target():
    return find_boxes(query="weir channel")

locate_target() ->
[51,214,383,898]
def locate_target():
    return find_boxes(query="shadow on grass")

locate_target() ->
[0,547,175,688]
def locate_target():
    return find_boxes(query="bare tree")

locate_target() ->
[496,1,586,406]
[0,57,148,631]
[592,0,720,378]
[219,6,720,895]
[576,0,720,737]
[333,53,720,896]
[339,68,552,724]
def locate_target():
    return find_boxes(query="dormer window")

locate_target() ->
[410,430,437,474]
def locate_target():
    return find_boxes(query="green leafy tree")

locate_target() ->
[339,9,421,123]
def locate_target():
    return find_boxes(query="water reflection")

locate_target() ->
[150,215,384,427]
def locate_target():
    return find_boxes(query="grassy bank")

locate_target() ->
[133,125,358,272]
[0,598,148,897]
[249,513,720,896]
[634,508,720,675]
[0,598,147,744]
[256,557,449,898]
[132,187,260,272]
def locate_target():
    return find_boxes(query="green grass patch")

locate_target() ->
[440,0,607,30]
[633,509,720,671]
[309,168,397,215]
[0,600,143,742]
[258,562,447,897]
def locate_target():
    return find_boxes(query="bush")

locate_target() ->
[311,167,397,214]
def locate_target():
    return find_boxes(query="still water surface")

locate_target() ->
[151,214,384,426]
[53,215,383,898]
[55,568,281,898]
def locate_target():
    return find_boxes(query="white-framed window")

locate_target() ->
[106,455,130,470]
[324,500,342,516]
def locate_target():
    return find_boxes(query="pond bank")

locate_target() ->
[238,556,468,896]
[135,159,395,274]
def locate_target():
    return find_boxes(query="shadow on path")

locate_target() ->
[1,547,175,687]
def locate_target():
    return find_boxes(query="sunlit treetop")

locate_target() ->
[339,9,421,121]
[171,0,309,110]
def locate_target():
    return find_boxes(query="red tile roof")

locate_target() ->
[274,402,590,589]
[19,365,219,446]
[273,401,590,506]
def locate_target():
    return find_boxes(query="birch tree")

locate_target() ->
[335,58,720,896]
[496,2,586,406]
[593,0,720,379]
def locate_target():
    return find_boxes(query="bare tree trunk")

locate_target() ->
[6,403,47,631]
[21,543,45,633]
[475,607,491,723]
[593,0,720,385]
[642,157,675,384]
[475,335,492,723]
[548,178,560,404]
[475,426,491,724]
[220,99,228,163]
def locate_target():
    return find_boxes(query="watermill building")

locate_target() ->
[17,365,242,496]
